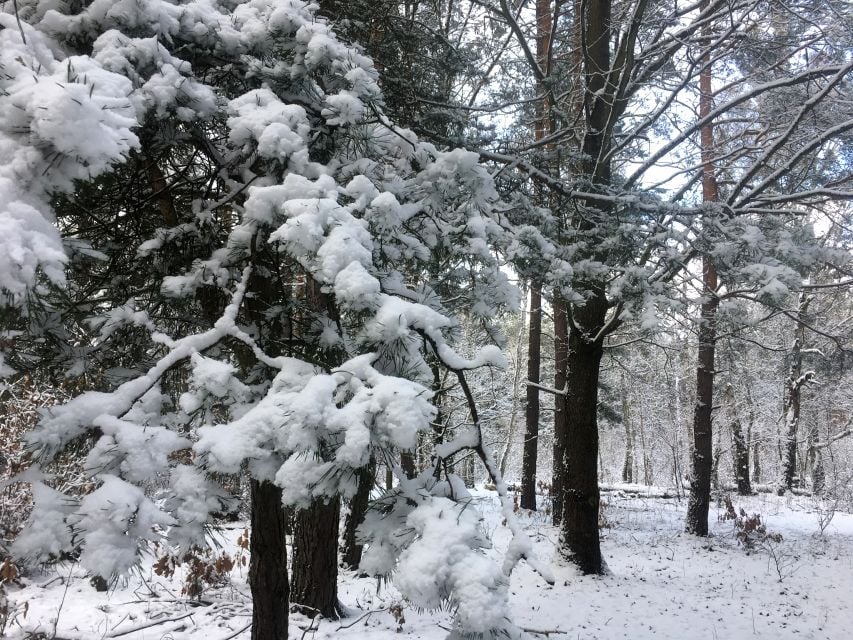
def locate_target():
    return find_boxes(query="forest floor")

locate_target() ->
[4,486,852,640]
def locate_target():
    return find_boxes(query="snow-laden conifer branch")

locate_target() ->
[418,328,556,586]
[29,266,253,459]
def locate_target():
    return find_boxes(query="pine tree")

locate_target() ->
[3,3,549,638]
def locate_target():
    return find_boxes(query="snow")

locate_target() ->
[0,16,140,303]
[7,489,853,639]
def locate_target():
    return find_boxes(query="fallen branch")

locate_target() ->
[107,612,194,638]
[215,623,251,640]
[335,608,385,630]
[522,627,568,637]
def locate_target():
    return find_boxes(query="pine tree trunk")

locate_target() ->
[559,297,607,574]
[727,382,751,495]
[686,260,718,536]
[621,376,634,483]
[779,295,812,495]
[552,297,568,520]
[731,416,751,495]
[400,451,417,478]
[521,283,542,510]
[342,461,375,571]
[291,498,341,618]
[812,451,825,495]
[711,437,722,491]
[780,375,802,495]
[499,300,527,477]
[638,406,651,486]
[686,1,719,537]
[555,0,614,574]
[753,441,761,484]
[249,480,289,640]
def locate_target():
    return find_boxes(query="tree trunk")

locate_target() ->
[753,441,761,484]
[499,297,527,477]
[555,0,616,574]
[621,375,634,483]
[250,480,289,640]
[559,296,607,574]
[552,297,569,520]
[812,450,825,495]
[291,498,341,618]
[400,451,417,478]
[731,415,751,495]
[341,461,375,571]
[711,436,722,491]
[685,256,718,536]
[521,283,542,510]
[726,382,751,495]
[779,295,812,495]
[638,404,651,486]
[686,1,719,537]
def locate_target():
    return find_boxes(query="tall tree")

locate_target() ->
[779,293,815,494]
[685,0,720,536]
[520,0,553,512]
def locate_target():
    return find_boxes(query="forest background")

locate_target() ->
[1,1,852,639]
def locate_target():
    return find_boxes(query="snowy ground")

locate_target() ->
[5,487,853,639]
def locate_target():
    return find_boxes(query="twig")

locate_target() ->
[215,622,251,640]
[37,576,64,589]
[336,608,384,630]
[300,614,321,640]
[107,612,194,638]
[522,628,568,637]
[51,562,75,638]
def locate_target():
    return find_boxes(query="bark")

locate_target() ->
[559,294,607,574]
[521,283,542,510]
[146,158,178,226]
[341,461,375,571]
[249,480,289,640]
[552,297,568,521]
[291,498,342,619]
[685,256,718,536]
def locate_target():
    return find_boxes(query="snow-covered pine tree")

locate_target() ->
[1,1,550,638]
